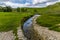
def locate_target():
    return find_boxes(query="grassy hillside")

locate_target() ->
[36,2,60,32]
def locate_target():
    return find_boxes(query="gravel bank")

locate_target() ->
[17,27,27,40]
[33,15,60,40]
[0,27,26,40]
[0,31,15,40]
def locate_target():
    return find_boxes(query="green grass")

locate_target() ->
[37,14,60,32]
[0,2,60,32]
[0,2,60,40]
[35,2,60,32]
[0,12,34,40]
[0,12,34,32]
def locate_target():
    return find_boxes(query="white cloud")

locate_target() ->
[3,1,31,8]
[0,0,60,8]
[33,0,48,4]
[46,0,60,6]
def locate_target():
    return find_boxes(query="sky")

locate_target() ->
[0,0,60,8]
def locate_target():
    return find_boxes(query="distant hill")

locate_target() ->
[36,2,60,14]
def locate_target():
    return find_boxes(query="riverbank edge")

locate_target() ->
[33,15,60,40]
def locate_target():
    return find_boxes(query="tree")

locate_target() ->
[16,7,20,12]
[0,6,3,12]
[21,8,27,12]
[3,6,12,12]
[2,7,7,12]
[6,6,12,12]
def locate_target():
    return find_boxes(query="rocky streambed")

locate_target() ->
[23,14,60,40]
[0,31,15,40]
[0,14,60,40]
[33,15,60,40]
[0,27,26,40]
[22,14,41,40]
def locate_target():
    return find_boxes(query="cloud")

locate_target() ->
[3,1,31,8]
[0,0,9,2]
[33,0,48,4]
[0,0,60,8]
[46,0,60,6]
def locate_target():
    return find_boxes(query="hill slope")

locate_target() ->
[36,2,60,32]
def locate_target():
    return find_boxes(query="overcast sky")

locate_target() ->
[0,0,60,8]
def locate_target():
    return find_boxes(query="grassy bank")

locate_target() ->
[34,3,60,32]
[36,3,60,32]
[37,13,60,32]
[0,12,34,32]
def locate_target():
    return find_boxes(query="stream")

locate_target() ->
[23,14,40,40]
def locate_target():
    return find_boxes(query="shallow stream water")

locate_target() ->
[23,14,40,40]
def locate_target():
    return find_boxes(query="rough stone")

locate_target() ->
[17,27,27,40]
[0,31,15,40]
